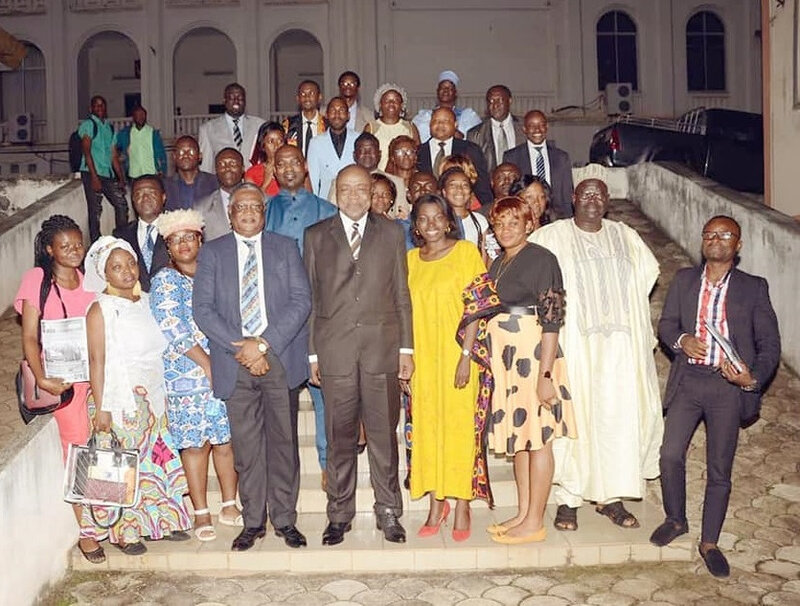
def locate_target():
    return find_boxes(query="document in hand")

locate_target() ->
[704,320,744,373]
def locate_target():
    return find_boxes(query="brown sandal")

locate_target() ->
[78,539,106,564]
[554,505,578,531]
[596,501,640,528]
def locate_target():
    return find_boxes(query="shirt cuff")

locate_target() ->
[675,333,689,350]
[308,354,318,363]
[399,348,414,355]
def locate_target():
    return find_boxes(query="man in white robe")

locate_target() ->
[529,176,663,530]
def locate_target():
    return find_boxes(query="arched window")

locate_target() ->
[686,11,725,91]
[596,10,638,91]
[1,42,46,140]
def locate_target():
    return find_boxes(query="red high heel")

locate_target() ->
[452,508,471,542]
[417,500,451,537]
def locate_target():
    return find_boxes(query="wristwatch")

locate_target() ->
[253,338,268,354]
[461,348,470,357]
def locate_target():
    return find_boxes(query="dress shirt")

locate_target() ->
[329,129,347,159]
[687,266,732,367]
[264,188,337,255]
[302,112,321,152]
[224,113,247,142]
[428,137,454,161]
[137,218,157,252]
[234,230,268,337]
[491,115,516,166]
[527,139,551,184]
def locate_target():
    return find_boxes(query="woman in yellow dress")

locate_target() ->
[407,193,485,541]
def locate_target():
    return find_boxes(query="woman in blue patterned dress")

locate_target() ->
[150,209,241,542]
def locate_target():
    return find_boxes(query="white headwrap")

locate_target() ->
[373,82,409,116]
[84,236,138,293]
[438,70,460,87]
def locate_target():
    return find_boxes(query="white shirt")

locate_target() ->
[428,137,453,166]
[234,230,268,337]
[460,211,489,250]
[491,115,516,165]
[302,111,322,154]
[136,218,157,253]
[224,113,247,143]
[527,139,551,184]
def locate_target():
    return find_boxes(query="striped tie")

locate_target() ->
[534,146,546,181]
[233,117,243,149]
[240,240,261,334]
[142,224,154,272]
[350,223,361,260]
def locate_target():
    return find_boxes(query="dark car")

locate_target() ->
[589,108,763,193]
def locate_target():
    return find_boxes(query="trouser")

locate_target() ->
[289,382,327,469]
[225,352,299,529]
[659,365,741,544]
[81,172,129,242]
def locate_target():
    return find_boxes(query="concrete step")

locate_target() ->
[71,501,693,573]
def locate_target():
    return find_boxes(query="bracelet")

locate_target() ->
[461,348,470,357]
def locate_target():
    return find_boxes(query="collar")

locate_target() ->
[432,136,453,147]
[233,230,262,246]
[527,139,547,150]
[702,264,733,288]
[277,187,312,199]
[491,115,512,129]
[339,211,368,234]
[301,111,320,124]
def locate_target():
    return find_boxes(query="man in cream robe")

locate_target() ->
[529,176,663,529]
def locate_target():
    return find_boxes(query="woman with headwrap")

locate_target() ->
[365,83,420,171]
[84,236,192,555]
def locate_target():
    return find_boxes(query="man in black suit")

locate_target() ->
[416,107,492,207]
[467,85,525,174]
[282,80,326,157]
[650,215,780,578]
[112,174,168,292]
[503,110,573,219]
[164,135,218,211]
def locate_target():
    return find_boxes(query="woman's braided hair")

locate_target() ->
[33,215,82,312]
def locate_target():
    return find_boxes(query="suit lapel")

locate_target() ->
[683,267,703,331]
[329,214,350,255]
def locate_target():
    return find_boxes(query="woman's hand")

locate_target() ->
[536,375,557,410]
[37,376,72,397]
[454,355,471,388]
[94,410,113,433]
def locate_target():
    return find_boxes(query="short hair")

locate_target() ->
[431,106,457,121]
[90,95,106,106]
[509,174,551,206]
[224,82,245,96]
[215,147,243,164]
[371,172,397,204]
[355,131,379,149]
[409,193,460,247]
[438,166,473,192]
[524,109,547,122]
[489,196,533,227]
[131,173,164,193]
[487,84,512,98]
[326,96,348,111]
[175,134,199,150]
[441,154,478,185]
[338,70,361,87]
[229,181,267,205]
[251,121,286,165]
[130,104,146,115]
[704,214,741,236]
[298,79,320,93]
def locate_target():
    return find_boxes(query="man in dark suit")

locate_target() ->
[503,110,574,219]
[467,85,525,174]
[112,174,168,292]
[164,135,218,211]
[193,182,311,552]
[304,165,414,546]
[650,215,780,578]
[416,107,492,207]
[194,147,244,241]
[282,80,326,157]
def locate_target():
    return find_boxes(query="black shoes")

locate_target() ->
[377,511,406,543]
[231,526,266,551]
[163,530,191,542]
[649,521,689,547]
[322,521,352,546]
[699,545,730,578]
[274,525,307,548]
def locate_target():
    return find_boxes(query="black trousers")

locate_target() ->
[659,365,741,544]
[81,172,129,242]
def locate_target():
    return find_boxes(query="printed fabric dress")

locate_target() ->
[82,292,191,544]
[487,243,578,454]
[407,240,486,500]
[150,267,232,449]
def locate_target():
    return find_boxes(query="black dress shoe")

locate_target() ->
[376,511,406,543]
[649,520,689,547]
[322,521,352,546]
[274,525,307,548]
[231,527,266,552]
[699,545,730,578]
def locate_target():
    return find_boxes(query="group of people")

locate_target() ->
[20,69,780,578]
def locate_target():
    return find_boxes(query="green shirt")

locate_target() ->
[126,124,156,178]
[78,115,114,178]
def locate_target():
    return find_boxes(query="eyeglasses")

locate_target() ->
[701,231,738,241]
[231,203,265,213]
[166,232,201,246]
[393,148,416,157]
[175,148,198,157]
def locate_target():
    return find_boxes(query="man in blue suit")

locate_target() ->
[193,181,311,552]
[651,215,780,578]
[306,97,357,199]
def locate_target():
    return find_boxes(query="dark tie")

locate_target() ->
[434,141,446,177]
[496,126,508,165]
[142,224,154,272]
[240,240,260,335]
[350,223,362,260]
[534,145,546,181]
[304,120,313,156]
[233,117,243,149]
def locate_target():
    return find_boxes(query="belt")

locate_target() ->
[500,305,537,316]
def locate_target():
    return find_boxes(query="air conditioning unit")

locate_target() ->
[605,83,633,116]
[9,113,33,143]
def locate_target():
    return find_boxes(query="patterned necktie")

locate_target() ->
[350,222,362,260]
[304,120,313,156]
[142,224,155,272]
[534,145,546,181]
[434,141,446,177]
[233,117,243,149]
[496,126,508,165]
[240,240,261,335]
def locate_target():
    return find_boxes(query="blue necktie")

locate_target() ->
[534,146,546,181]
[142,224,154,272]
[240,240,261,335]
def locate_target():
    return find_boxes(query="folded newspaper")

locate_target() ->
[41,317,90,383]
[704,320,744,373]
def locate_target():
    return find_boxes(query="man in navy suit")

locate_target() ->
[193,181,311,552]
[112,174,168,292]
[503,110,573,219]
[650,215,780,578]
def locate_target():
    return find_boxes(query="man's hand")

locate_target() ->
[232,339,268,369]
[721,359,756,389]
[454,355,471,389]
[248,356,270,377]
[398,353,414,392]
[90,173,102,193]
[309,362,321,386]
[680,335,708,360]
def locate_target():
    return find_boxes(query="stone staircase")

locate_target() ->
[72,401,692,573]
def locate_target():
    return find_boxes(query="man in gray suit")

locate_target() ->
[194,147,244,241]
[193,182,311,552]
[304,165,414,546]
[199,83,265,173]
[467,85,526,174]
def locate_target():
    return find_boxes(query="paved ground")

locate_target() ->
[4,199,799,605]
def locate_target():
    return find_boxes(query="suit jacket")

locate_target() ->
[306,129,357,199]
[349,101,374,132]
[198,114,265,173]
[503,141,574,219]
[416,137,493,207]
[193,230,312,398]
[282,112,327,156]
[194,189,231,242]
[303,213,412,376]
[112,220,168,293]
[164,171,218,211]
[658,266,781,423]
[467,115,526,173]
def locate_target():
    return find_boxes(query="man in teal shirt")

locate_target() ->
[112,105,167,181]
[80,95,129,242]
